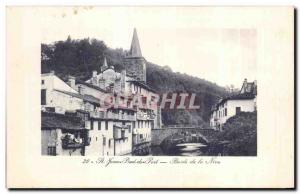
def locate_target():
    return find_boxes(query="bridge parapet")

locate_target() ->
[151,127,218,146]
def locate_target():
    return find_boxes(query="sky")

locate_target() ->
[40,7,257,88]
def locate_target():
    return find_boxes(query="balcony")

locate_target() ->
[90,111,135,121]
[136,112,155,120]
[133,137,151,146]
[90,111,105,119]
[61,136,85,149]
[119,114,135,121]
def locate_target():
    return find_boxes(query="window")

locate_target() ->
[109,139,111,147]
[140,134,143,139]
[225,108,227,116]
[98,121,101,130]
[41,89,46,105]
[78,85,83,94]
[96,137,98,141]
[142,96,147,104]
[105,121,108,130]
[103,137,106,146]
[47,146,56,156]
[41,80,45,84]
[127,100,131,107]
[151,121,154,128]
[132,122,135,129]
[91,120,94,130]
[236,107,241,114]
[121,130,125,138]
[128,125,131,133]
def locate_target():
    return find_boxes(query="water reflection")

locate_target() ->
[173,143,208,156]
[151,143,209,156]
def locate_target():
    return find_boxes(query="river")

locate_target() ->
[151,143,209,156]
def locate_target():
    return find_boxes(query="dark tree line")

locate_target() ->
[208,112,257,156]
[41,36,228,126]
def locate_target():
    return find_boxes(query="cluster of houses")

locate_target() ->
[210,79,257,131]
[41,29,162,156]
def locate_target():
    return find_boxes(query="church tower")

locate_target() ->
[124,28,147,82]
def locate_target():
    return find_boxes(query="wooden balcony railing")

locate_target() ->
[90,111,135,121]
[61,138,85,149]
[136,112,155,120]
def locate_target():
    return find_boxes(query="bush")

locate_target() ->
[215,112,257,156]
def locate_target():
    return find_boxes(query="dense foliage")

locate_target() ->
[41,36,229,125]
[210,112,257,156]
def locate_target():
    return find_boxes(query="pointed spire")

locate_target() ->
[103,57,108,67]
[129,28,143,57]
[101,57,108,72]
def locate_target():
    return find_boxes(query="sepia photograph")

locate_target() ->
[6,6,294,188]
[41,16,257,157]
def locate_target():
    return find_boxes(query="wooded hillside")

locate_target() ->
[41,37,229,126]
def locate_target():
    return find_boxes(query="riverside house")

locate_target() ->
[41,28,162,156]
[210,79,257,131]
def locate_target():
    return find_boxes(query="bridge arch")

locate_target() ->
[151,127,216,146]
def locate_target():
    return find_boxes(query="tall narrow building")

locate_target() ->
[124,28,147,82]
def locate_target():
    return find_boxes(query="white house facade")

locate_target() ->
[41,28,162,156]
[210,79,257,131]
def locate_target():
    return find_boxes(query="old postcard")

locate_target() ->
[6,6,294,188]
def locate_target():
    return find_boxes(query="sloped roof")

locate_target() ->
[128,28,143,58]
[221,93,255,104]
[126,80,157,93]
[213,80,257,110]
[240,81,257,95]
[76,80,109,93]
[54,89,83,99]
[216,90,256,109]
[83,94,101,105]
[54,89,102,105]
[108,105,137,112]
[41,112,86,130]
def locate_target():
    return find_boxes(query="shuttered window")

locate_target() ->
[41,89,46,105]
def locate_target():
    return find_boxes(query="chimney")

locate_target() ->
[78,85,85,95]
[93,70,97,77]
[121,69,126,92]
[92,71,98,85]
[240,78,248,94]
[67,75,76,89]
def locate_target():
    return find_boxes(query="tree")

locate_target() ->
[41,37,229,125]
[217,112,257,156]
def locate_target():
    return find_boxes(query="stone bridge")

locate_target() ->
[151,126,218,146]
